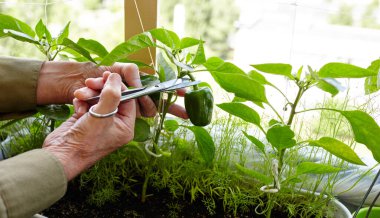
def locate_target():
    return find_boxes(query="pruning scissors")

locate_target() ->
[85,78,200,105]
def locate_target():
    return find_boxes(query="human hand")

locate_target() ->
[37,61,187,119]
[43,72,135,181]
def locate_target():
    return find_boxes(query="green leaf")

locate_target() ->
[364,59,380,95]
[319,63,376,78]
[242,131,265,154]
[309,137,365,165]
[296,66,303,80]
[198,82,213,91]
[35,19,52,42]
[133,118,151,142]
[191,40,206,65]
[251,63,294,79]
[2,29,39,44]
[37,105,70,121]
[57,22,70,44]
[100,32,155,66]
[232,96,265,108]
[204,57,245,75]
[297,162,341,175]
[140,75,160,86]
[339,110,380,163]
[235,163,272,184]
[185,126,215,165]
[157,52,176,82]
[117,59,154,69]
[163,47,194,71]
[61,38,96,63]
[367,59,380,72]
[211,72,267,103]
[180,37,202,49]
[316,78,340,97]
[232,96,246,102]
[164,119,179,132]
[217,103,261,127]
[150,28,180,49]
[0,14,35,38]
[268,119,281,127]
[365,76,379,95]
[253,101,265,108]
[266,124,296,150]
[285,177,303,184]
[77,38,108,58]
[248,70,269,85]
[35,19,45,39]
[61,48,89,62]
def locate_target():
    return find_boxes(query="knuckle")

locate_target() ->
[124,63,139,74]
[102,87,120,101]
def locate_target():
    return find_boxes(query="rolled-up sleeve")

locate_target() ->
[0,56,43,118]
[0,149,67,218]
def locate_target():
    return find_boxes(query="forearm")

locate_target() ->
[0,149,67,217]
[0,57,98,120]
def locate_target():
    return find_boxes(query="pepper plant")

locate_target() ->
[94,28,216,202]
[0,14,216,202]
[203,57,380,216]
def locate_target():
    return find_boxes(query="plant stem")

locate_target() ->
[141,92,174,203]
[287,86,303,126]
[277,85,304,189]
[187,73,199,90]
[50,48,62,61]
[49,119,55,132]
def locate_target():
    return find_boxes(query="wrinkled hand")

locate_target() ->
[37,61,187,119]
[43,73,135,181]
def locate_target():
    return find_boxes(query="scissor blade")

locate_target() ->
[85,87,146,105]
[164,80,201,91]
[119,79,181,102]
[85,78,192,104]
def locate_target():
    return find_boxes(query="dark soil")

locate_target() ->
[41,182,291,218]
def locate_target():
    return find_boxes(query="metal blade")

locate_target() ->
[164,80,201,91]
[119,78,182,102]
[85,78,193,104]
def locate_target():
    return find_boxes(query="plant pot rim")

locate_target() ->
[298,188,351,218]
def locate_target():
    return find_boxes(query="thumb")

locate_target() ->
[91,73,122,115]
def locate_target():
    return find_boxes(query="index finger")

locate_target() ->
[110,63,157,117]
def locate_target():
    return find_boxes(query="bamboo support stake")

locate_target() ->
[124,0,157,73]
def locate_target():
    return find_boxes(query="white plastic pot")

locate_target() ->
[330,198,352,218]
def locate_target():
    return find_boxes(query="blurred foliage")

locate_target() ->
[0,0,124,59]
[328,0,380,29]
[361,0,380,29]
[0,0,239,60]
[160,0,239,59]
[329,4,353,26]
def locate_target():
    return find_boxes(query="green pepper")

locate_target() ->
[185,87,214,126]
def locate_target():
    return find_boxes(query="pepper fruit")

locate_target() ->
[185,87,214,126]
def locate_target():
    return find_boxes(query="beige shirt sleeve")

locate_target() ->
[0,56,43,120]
[0,149,67,218]
[0,57,68,217]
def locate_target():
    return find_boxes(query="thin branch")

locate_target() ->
[265,101,285,123]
